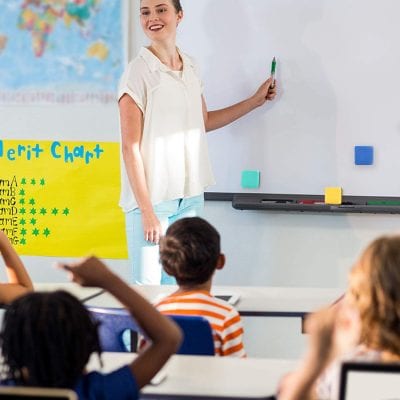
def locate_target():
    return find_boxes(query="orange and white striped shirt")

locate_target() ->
[155,290,246,357]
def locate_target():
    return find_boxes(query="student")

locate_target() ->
[118,0,277,285]
[0,256,182,399]
[0,231,33,303]
[154,217,246,357]
[278,234,400,400]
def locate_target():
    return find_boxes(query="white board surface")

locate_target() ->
[176,0,400,196]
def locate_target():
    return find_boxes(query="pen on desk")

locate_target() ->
[270,56,276,89]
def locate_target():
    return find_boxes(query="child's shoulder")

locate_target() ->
[78,365,139,399]
[159,291,237,313]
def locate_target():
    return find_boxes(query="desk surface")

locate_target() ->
[87,352,298,399]
[85,285,343,317]
[34,282,104,303]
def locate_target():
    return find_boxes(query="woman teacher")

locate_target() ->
[118,0,277,284]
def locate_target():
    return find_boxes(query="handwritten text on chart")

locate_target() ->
[0,176,18,245]
[0,140,104,164]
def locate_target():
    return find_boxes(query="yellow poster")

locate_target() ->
[0,139,127,259]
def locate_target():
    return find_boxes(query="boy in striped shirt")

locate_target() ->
[156,217,246,357]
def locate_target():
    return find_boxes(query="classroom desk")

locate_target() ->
[86,352,298,399]
[85,285,343,318]
[33,282,104,303]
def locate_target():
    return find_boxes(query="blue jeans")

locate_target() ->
[125,194,204,285]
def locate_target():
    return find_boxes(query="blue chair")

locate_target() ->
[88,306,140,352]
[88,306,215,355]
[169,314,215,356]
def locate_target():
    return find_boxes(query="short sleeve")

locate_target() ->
[77,365,139,400]
[221,308,246,357]
[118,61,147,112]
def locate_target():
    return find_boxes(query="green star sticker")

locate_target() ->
[19,218,26,225]
[20,228,27,236]
[20,238,27,245]
[20,178,27,185]
[62,208,70,216]
[19,198,25,205]
[19,189,25,196]
[29,198,35,205]
[30,178,36,185]
[30,218,37,226]
[51,208,59,215]
[32,228,40,236]
[20,208,26,215]
[43,228,51,237]
[39,208,47,215]
[40,178,46,186]
[30,208,36,215]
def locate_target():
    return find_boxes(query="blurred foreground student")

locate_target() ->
[0,257,182,400]
[278,234,400,400]
[0,231,32,303]
[155,217,246,357]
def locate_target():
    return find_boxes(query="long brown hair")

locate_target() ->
[140,0,182,13]
[350,235,400,355]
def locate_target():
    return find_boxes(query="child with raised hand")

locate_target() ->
[278,234,400,400]
[0,230,33,303]
[0,256,182,399]
[155,217,246,357]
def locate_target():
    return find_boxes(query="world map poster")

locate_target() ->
[0,0,124,104]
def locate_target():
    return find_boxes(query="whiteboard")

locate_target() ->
[176,0,400,196]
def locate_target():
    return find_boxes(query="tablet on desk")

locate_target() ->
[214,294,240,305]
[339,362,400,400]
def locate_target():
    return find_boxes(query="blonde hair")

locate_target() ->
[350,235,400,355]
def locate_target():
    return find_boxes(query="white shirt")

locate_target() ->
[118,47,215,212]
[316,345,382,400]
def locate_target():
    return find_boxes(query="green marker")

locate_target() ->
[270,56,276,88]
[367,200,400,206]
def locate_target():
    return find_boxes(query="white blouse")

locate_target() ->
[118,47,215,212]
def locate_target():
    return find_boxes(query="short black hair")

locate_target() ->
[0,290,102,388]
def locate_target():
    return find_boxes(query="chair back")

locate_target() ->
[88,307,215,355]
[88,306,140,352]
[170,314,215,356]
[0,386,77,399]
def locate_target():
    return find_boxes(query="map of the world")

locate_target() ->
[0,0,124,104]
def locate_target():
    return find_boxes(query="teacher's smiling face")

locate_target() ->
[140,0,183,42]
